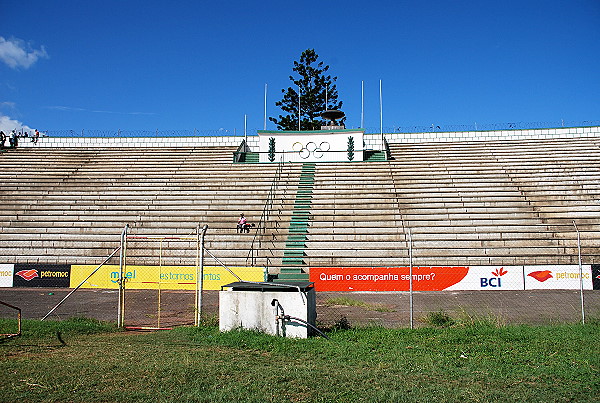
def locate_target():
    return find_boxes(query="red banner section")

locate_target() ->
[310,267,469,291]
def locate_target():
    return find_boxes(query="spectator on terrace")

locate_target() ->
[9,130,18,148]
[32,129,40,143]
[237,213,247,233]
[0,131,5,148]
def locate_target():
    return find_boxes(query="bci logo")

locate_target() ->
[480,267,507,288]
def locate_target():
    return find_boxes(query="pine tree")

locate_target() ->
[270,49,343,131]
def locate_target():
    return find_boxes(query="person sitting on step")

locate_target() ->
[237,213,247,233]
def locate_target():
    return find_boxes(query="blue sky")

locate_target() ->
[1,0,599,134]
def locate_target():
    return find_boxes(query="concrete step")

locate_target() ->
[275,273,310,282]
[3,138,600,268]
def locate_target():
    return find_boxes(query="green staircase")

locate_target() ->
[245,152,259,163]
[364,150,387,162]
[276,163,315,283]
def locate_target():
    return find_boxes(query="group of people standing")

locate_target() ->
[0,129,41,149]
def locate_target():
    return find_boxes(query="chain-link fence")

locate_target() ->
[312,265,600,328]
[40,129,241,138]
[376,119,600,135]
[34,120,600,138]
[1,263,598,330]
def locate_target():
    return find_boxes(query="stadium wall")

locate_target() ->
[17,126,600,148]
[381,125,600,144]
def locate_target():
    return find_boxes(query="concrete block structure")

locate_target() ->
[219,282,316,338]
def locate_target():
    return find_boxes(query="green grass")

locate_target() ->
[1,318,599,402]
[324,296,396,312]
[1,317,118,339]
[422,310,456,327]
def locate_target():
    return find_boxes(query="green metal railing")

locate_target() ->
[246,157,287,267]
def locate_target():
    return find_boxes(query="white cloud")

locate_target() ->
[0,101,16,109]
[0,37,48,69]
[0,114,34,134]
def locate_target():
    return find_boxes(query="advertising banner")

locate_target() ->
[593,265,600,291]
[310,266,469,292]
[524,265,593,290]
[0,264,14,287]
[70,265,266,290]
[446,266,524,291]
[12,264,71,287]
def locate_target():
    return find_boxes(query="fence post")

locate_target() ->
[118,224,128,327]
[408,227,414,329]
[573,221,585,325]
[196,224,209,326]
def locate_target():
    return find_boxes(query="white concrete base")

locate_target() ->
[219,288,316,338]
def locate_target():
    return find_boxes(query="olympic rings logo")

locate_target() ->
[292,141,331,159]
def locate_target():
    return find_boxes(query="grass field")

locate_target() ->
[1,318,598,402]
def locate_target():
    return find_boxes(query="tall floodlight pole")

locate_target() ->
[573,221,585,325]
[298,86,301,131]
[264,84,268,130]
[379,79,384,149]
[361,81,364,128]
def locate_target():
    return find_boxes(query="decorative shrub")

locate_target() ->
[347,136,354,161]
[268,137,276,162]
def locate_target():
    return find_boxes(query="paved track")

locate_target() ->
[1,288,598,328]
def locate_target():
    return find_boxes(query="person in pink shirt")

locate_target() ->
[237,213,247,233]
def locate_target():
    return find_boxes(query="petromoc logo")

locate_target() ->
[16,269,39,281]
[527,270,553,282]
[16,269,69,281]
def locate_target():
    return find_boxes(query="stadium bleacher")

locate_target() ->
[0,134,599,279]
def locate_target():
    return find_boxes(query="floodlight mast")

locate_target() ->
[298,86,301,131]
[379,79,384,149]
[361,80,364,128]
[264,83,267,130]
